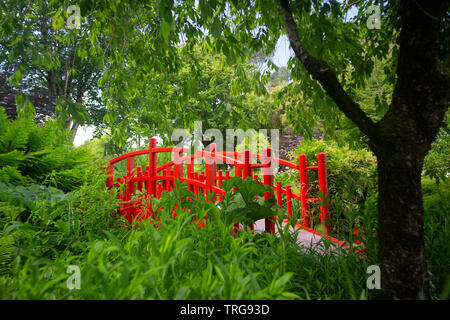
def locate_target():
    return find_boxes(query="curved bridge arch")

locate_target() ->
[106,138,344,246]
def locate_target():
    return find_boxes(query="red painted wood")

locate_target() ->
[107,142,331,237]
[286,185,292,218]
[242,150,251,179]
[136,166,143,193]
[318,152,330,234]
[148,138,157,197]
[193,172,199,198]
[205,143,217,195]
[263,147,275,234]
[276,181,282,208]
[299,154,310,228]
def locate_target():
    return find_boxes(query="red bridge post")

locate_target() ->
[286,185,292,218]
[276,181,282,208]
[127,156,135,196]
[234,151,242,178]
[136,166,143,193]
[318,152,330,234]
[174,148,184,181]
[187,156,194,192]
[205,143,217,196]
[299,154,310,228]
[242,150,251,179]
[148,138,157,197]
[263,147,275,234]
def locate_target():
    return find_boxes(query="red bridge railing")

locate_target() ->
[106,138,330,235]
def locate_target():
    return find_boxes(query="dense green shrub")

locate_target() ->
[276,139,377,239]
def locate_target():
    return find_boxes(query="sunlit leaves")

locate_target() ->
[51,10,65,31]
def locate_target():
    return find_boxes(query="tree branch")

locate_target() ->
[276,0,378,140]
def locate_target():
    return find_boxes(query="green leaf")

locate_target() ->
[161,20,171,44]
[211,18,222,38]
[9,67,22,86]
[52,11,65,30]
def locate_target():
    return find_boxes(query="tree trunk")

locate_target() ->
[376,150,429,299]
[372,0,448,299]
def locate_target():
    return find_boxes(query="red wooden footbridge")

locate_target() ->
[106,138,347,247]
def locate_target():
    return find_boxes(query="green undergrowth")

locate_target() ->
[422,178,450,298]
[0,169,377,300]
[0,164,447,299]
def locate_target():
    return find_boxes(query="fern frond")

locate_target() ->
[0,150,25,167]
[0,234,16,276]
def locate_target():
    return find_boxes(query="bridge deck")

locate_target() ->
[253,219,346,252]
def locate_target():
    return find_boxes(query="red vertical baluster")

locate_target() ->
[205,149,210,197]
[225,171,231,205]
[263,147,275,234]
[187,171,193,192]
[200,171,206,198]
[174,148,183,182]
[218,170,223,187]
[172,167,176,189]
[200,171,205,198]
[205,143,216,199]
[129,157,136,222]
[116,177,123,218]
[217,170,223,202]
[149,138,157,197]
[187,157,194,192]
[123,174,131,224]
[276,181,282,208]
[232,153,241,234]
[144,165,150,197]
[194,172,199,199]
[136,166,143,220]
[318,153,330,234]
[242,150,251,179]
[169,168,174,190]
[211,144,217,201]
[136,166,143,193]
[127,156,135,197]
[299,154,310,228]
[234,151,240,177]
[116,177,122,201]
[286,185,292,219]
[164,169,170,192]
